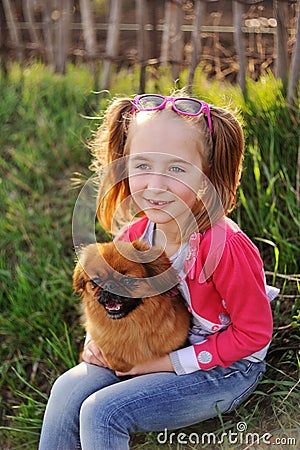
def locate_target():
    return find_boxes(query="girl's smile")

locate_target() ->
[145,198,174,208]
[146,199,172,208]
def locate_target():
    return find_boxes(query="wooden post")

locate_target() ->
[211,11,222,79]
[160,1,172,66]
[160,0,183,81]
[23,0,41,55]
[0,0,8,76]
[101,0,121,90]
[233,0,246,97]
[2,0,23,62]
[54,0,72,74]
[274,0,289,92]
[42,0,55,68]
[79,0,98,87]
[149,0,160,60]
[287,0,300,105]
[136,0,149,93]
[171,0,183,82]
[188,0,205,93]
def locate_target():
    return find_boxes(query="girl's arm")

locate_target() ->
[82,341,174,375]
[115,355,174,377]
[170,231,274,375]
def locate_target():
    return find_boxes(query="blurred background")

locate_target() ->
[1,0,299,97]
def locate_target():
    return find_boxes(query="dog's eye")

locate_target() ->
[90,278,102,289]
[123,276,139,288]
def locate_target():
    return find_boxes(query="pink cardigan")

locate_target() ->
[117,216,275,375]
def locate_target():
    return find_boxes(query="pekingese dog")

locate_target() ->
[73,240,190,372]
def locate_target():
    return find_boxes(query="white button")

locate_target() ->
[197,351,212,364]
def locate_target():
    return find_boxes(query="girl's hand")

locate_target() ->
[81,339,108,367]
[115,355,174,377]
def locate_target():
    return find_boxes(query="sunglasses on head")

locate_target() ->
[132,94,212,134]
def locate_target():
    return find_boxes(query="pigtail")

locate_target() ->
[92,97,133,165]
[91,98,134,233]
[208,107,244,215]
[190,106,244,235]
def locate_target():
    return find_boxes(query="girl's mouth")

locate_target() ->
[145,198,173,208]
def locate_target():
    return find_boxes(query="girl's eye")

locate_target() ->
[136,163,151,171]
[169,166,185,173]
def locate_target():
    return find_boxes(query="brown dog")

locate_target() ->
[73,240,190,372]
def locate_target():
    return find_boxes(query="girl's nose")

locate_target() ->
[145,172,168,190]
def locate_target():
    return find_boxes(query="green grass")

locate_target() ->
[0,63,299,449]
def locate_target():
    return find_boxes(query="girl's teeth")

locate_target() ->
[149,200,168,205]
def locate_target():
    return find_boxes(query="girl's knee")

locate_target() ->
[50,369,75,397]
[80,394,131,448]
[49,363,88,402]
[80,394,107,425]
[80,394,108,440]
[80,394,122,430]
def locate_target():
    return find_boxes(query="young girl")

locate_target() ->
[39,94,278,450]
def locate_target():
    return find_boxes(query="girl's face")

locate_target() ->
[127,112,205,234]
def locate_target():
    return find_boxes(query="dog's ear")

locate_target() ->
[131,240,150,252]
[73,261,87,293]
[145,260,178,294]
[139,246,179,294]
[143,248,172,277]
[130,240,175,278]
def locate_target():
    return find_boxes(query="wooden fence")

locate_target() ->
[1,0,299,102]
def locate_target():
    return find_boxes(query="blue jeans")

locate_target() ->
[38,359,265,450]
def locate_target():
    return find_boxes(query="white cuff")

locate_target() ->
[266,284,280,302]
[170,346,200,375]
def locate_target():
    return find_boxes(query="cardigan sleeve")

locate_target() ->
[170,231,273,374]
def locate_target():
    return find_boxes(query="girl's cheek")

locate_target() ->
[172,180,197,196]
[129,176,144,195]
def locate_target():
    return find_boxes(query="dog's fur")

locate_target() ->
[73,240,190,372]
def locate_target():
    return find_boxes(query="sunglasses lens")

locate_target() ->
[174,99,203,115]
[137,95,165,110]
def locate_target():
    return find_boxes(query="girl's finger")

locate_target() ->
[82,341,107,367]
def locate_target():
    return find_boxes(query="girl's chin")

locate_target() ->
[132,201,194,226]
[144,209,192,230]
[144,208,171,218]
[143,209,175,224]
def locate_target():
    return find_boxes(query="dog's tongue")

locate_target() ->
[106,300,122,311]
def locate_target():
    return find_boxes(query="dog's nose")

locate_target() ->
[102,281,116,292]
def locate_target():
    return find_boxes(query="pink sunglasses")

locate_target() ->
[132,94,212,134]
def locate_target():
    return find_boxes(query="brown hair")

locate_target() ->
[91,97,244,236]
